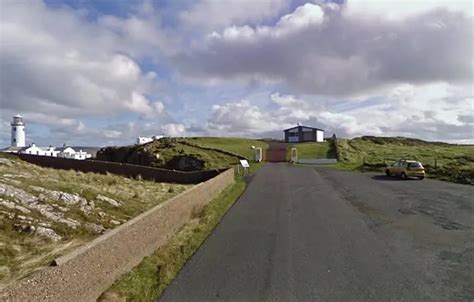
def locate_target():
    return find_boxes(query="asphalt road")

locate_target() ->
[159,163,474,302]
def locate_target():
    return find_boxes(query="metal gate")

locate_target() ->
[265,148,286,162]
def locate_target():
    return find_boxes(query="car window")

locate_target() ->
[408,162,423,168]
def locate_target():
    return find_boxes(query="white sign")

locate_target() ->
[240,159,250,168]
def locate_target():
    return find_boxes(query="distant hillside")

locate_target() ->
[97,137,244,171]
[336,136,474,184]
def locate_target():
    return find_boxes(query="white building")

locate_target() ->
[20,144,92,160]
[11,115,26,147]
[21,144,59,156]
[56,146,92,160]
[136,135,164,145]
[1,115,96,160]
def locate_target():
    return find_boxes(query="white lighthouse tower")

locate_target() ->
[11,115,26,147]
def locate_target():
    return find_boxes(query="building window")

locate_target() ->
[13,127,16,131]
[13,138,16,142]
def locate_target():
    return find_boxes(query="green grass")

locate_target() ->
[98,137,268,171]
[98,138,244,171]
[286,141,335,160]
[0,157,190,284]
[335,136,474,184]
[100,171,249,301]
[184,137,268,160]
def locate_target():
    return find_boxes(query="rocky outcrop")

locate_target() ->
[0,199,31,214]
[31,186,95,214]
[36,226,62,242]
[0,183,81,230]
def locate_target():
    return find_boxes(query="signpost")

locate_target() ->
[237,159,250,175]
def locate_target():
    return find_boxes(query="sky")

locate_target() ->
[0,0,473,147]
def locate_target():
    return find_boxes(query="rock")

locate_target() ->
[80,199,95,214]
[0,210,15,219]
[0,200,32,214]
[109,219,121,226]
[165,155,205,171]
[17,215,33,221]
[2,173,29,178]
[97,195,120,207]
[52,204,69,212]
[35,227,62,242]
[98,211,106,218]
[0,158,13,166]
[13,224,35,234]
[0,183,36,204]
[59,192,87,206]
[85,222,106,235]
[32,186,93,214]
[1,184,80,229]
[32,186,81,205]
[37,222,52,228]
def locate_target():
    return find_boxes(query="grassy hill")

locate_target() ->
[98,137,268,171]
[183,137,268,160]
[336,136,474,184]
[0,154,190,285]
[97,138,241,171]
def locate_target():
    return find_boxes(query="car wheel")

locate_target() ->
[418,176,424,180]
[401,172,407,180]
[385,169,391,177]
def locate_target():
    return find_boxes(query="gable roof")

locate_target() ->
[283,125,324,132]
[70,146,100,156]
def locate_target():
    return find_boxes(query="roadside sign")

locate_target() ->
[240,160,250,168]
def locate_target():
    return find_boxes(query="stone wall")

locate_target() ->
[0,169,235,302]
[14,153,224,184]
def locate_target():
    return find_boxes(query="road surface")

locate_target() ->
[159,163,474,302]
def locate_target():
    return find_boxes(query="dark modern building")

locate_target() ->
[284,125,325,143]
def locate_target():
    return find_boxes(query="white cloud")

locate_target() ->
[209,3,324,41]
[176,1,473,96]
[181,0,288,30]
[124,93,164,119]
[344,0,474,20]
[0,1,168,128]
[277,3,324,32]
[206,87,474,143]
[161,123,187,137]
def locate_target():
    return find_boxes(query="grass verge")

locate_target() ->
[286,141,336,160]
[99,172,250,301]
[334,136,474,184]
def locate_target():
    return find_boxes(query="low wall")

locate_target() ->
[13,153,224,184]
[298,158,338,164]
[0,169,235,302]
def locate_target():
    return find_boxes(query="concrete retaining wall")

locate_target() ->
[0,169,235,302]
[13,153,224,184]
[298,159,338,165]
